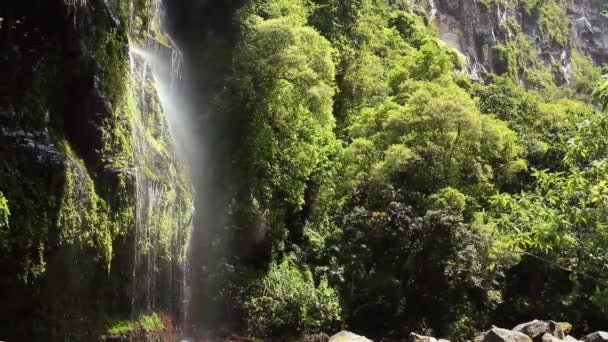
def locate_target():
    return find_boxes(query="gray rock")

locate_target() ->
[582,332,608,342]
[409,333,438,342]
[564,336,579,342]
[329,331,373,342]
[513,320,565,339]
[301,333,330,342]
[479,327,533,342]
[541,333,563,342]
[418,0,608,85]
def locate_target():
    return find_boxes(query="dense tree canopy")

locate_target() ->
[205,0,608,339]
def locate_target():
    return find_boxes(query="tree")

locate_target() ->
[243,258,341,338]
[228,0,338,255]
[329,78,525,336]
[482,111,608,323]
[347,81,524,199]
[333,184,501,337]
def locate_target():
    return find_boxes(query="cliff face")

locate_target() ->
[419,0,608,85]
[0,0,192,339]
[568,0,608,64]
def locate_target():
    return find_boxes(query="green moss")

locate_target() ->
[536,0,570,45]
[105,312,165,337]
[0,191,9,228]
[0,147,63,282]
[479,0,570,90]
[495,33,556,89]
[95,29,129,102]
[125,50,193,265]
[571,50,602,95]
[57,139,123,268]
[100,95,135,169]
[480,0,570,45]
[89,23,136,170]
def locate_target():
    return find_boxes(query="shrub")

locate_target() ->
[243,258,342,339]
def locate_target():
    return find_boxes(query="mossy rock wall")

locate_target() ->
[426,0,608,90]
[0,0,192,339]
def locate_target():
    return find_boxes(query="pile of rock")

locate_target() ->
[408,332,451,342]
[324,320,608,342]
[475,320,607,342]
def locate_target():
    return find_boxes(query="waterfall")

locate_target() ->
[126,0,194,335]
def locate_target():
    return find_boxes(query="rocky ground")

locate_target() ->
[323,320,607,342]
[106,319,607,342]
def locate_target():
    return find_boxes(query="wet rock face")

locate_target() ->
[567,0,608,65]
[417,0,504,79]
[0,0,192,340]
[419,0,608,82]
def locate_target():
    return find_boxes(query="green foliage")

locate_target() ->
[53,138,139,274]
[0,1,195,339]
[196,0,608,337]
[331,183,502,336]
[487,166,608,256]
[495,33,556,89]
[479,0,574,91]
[571,50,602,97]
[397,40,460,82]
[597,75,608,109]
[536,0,570,45]
[105,312,165,337]
[0,192,9,228]
[243,258,342,338]
[228,0,338,254]
[347,81,524,199]
[482,109,608,319]
[473,75,598,172]
[480,0,569,45]
[429,187,467,212]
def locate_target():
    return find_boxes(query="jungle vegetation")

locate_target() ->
[193,0,608,339]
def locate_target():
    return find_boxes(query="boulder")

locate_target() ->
[301,333,331,342]
[513,320,565,339]
[582,332,608,342]
[564,336,579,342]
[409,333,438,342]
[329,331,373,342]
[478,327,533,342]
[541,333,563,342]
[559,323,573,335]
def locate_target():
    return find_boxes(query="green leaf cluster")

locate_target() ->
[0,191,9,228]
[243,259,341,338]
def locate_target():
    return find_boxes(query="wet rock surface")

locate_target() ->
[417,0,608,82]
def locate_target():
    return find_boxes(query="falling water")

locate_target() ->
[126,0,195,336]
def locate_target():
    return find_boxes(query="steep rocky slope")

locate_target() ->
[0,0,192,339]
[419,0,608,84]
